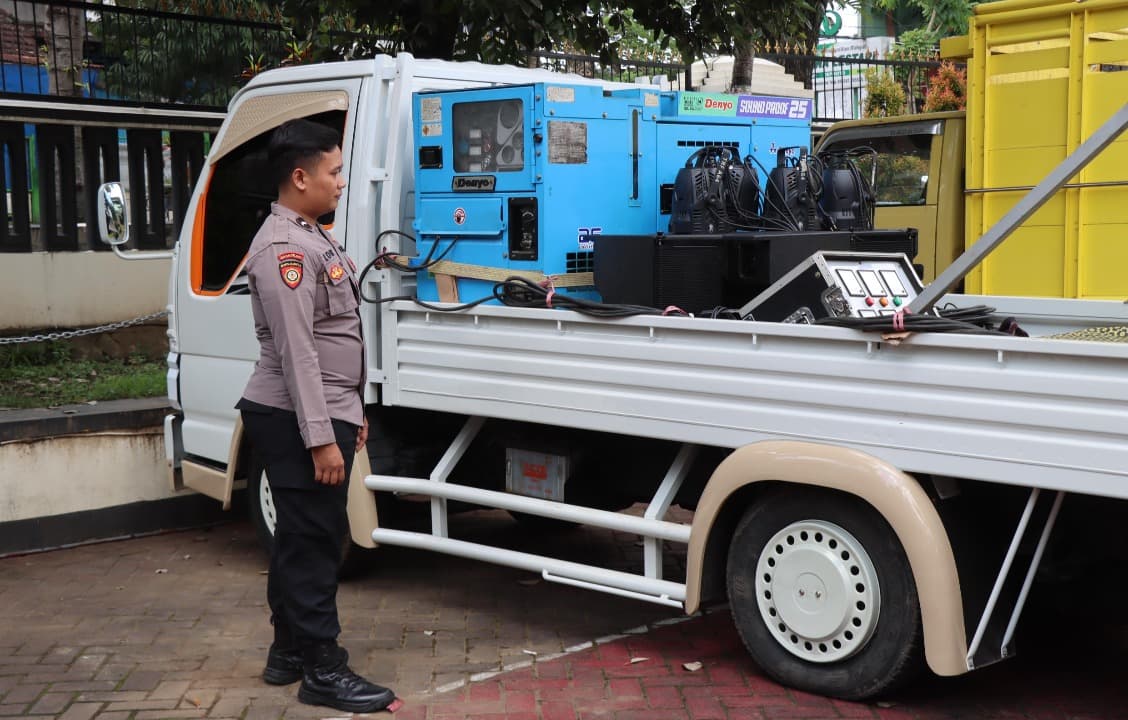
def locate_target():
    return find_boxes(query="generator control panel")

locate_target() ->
[740,251,924,323]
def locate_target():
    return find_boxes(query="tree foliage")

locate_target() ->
[99,0,285,105]
[863,67,907,117]
[923,60,966,111]
[859,0,981,48]
[268,0,830,68]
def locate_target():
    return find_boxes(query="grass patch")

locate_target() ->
[0,342,166,410]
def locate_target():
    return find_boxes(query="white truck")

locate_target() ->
[100,52,1128,701]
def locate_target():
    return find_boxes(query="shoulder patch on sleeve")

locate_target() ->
[278,252,305,289]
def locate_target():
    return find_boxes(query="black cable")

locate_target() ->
[813,305,1006,335]
[747,153,803,231]
[494,277,689,318]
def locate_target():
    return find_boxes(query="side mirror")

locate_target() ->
[97,182,129,247]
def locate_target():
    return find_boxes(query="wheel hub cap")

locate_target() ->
[755,520,880,663]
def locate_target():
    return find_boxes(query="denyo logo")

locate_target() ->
[451,175,496,192]
[704,98,734,111]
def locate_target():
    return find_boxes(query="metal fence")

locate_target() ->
[1,3,694,109]
[529,50,690,90]
[757,50,950,123]
[0,101,223,252]
[1,0,287,109]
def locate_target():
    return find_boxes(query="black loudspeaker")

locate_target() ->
[593,229,919,314]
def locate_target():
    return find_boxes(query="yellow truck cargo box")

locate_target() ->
[962,0,1128,298]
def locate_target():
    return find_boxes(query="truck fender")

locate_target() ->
[346,449,380,548]
[685,440,969,677]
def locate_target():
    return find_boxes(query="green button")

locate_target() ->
[892,297,903,307]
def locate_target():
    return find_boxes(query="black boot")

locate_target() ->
[298,642,396,713]
[262,622,303,685]
[262,644,304,685]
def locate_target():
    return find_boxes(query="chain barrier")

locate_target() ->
[0,311,170,346]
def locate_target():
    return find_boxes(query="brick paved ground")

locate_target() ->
[1,512,1125,720]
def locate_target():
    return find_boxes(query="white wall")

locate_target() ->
[0,430,181,522]
[0,252,170,331]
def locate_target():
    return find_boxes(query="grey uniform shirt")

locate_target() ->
[240,202,366,448]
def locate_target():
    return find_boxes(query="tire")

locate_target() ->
[726,487,923,700]
[247,459,365,576]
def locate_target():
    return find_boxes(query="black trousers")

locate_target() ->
[239,401,358,650]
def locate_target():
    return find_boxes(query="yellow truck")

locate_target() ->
[816,0,1128,298]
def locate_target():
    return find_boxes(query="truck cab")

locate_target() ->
[815,111,966,284]
[163,55,640,514]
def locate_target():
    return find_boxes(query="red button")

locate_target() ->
[865,297,875,306]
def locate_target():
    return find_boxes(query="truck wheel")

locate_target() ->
[247,460,361,575]
[726,488,923,700]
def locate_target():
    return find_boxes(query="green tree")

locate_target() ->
[270,0,834,75]
[858,0,983,48]
[863,67,906,117]
[99,0,286,106]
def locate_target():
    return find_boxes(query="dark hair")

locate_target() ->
[268,119,341,190]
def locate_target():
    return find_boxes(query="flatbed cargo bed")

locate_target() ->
[379,294,1128,499]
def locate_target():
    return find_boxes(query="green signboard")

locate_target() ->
[679,92,738,116]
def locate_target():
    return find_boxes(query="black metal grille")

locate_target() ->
[566,251,594,274]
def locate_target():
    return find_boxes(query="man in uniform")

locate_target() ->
[235,118,397,713]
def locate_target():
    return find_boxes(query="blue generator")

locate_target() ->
[411,83,812,303]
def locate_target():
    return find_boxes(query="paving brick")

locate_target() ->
[503,690,536,712]
[57,702,104,720]
[3,683,46,704]
[120,669,165,692]
[135,709,208,719]
[149,680,192,700]
[241,704,285,720]
[40,646,82,665]
[684,694,727,720]
[28,691,76,715]
[178,688,218,710]
[206,696,249,717]
[104,699,181,712]
[75,691,150,703]
[643,685,683,709]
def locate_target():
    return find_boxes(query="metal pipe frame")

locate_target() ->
[370,528,686,606]
[643,444,697,580]
[427,415,485,538]
[367,475,691,544]
[1000,491,1065,656]
[966,487,1040,666]
[364,426,698,608]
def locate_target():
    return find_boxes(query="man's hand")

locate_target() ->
[311,443,346,485]
[357,416,369,450]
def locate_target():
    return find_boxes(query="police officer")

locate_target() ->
[235,118,396,713]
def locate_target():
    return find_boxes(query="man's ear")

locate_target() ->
[290,166,308,192]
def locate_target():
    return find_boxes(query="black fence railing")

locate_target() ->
[0,101,223,253]
[756,51,951,123]
[528,51,691,90]
[1,0,288,109]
